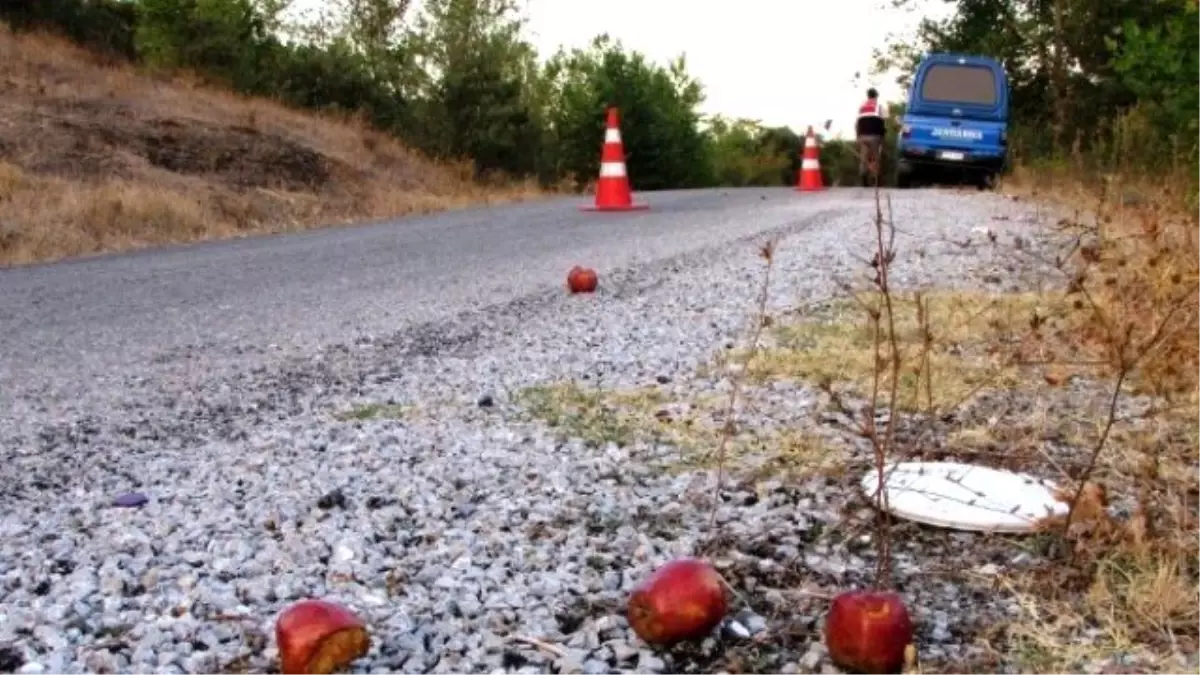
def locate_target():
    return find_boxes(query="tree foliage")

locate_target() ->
[705,117,797,188]
[874,0,1199,176]
[540,35,713,190]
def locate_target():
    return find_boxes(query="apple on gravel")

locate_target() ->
[275,599,371,675]
[626,557,730,646]
[824,589,915,674]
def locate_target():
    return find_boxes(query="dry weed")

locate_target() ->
[977,164,1199,671]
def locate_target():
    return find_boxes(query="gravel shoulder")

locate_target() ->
[0,187,1187,675]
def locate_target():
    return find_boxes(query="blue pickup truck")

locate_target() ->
[895,53,1011,189]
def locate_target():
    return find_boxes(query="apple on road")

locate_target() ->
[566,266,599,293]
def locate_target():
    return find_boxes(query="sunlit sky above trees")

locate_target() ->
[524,0,952,137]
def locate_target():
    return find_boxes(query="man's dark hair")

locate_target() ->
[867,88,879,99]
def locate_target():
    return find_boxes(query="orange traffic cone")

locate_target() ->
[580,107,649,212]
[796,126,825,192]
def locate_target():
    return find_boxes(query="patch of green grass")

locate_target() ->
[335,402,411,421]
[514,380,843,478]
[513,381,669,448]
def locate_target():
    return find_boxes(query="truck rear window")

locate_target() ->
[920,64,997,106]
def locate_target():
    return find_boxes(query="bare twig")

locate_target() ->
[860,156,902,590]
[709,239,779,529]
[507,635,569,660]
[915,291,934,413]
[1060,294,1191,549]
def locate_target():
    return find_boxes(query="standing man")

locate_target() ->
[855,88,888,187]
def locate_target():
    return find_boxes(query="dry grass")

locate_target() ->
[516,381,671,449]
[1001,525,1198,672]
[728,290,1061,413]
[0,25,550,266]
[1001,163,1199,398]
[972,164,1200,673]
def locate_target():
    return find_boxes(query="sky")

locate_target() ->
[521,0,953,138]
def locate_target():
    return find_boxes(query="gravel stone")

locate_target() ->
[0,189,1079,673]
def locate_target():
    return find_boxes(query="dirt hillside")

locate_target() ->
[0,25,544,267]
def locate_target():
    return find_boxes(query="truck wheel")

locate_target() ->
[896,161,914,189]
[976,171,997,191]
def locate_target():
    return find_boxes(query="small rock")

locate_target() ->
[722,620,751,639]
[112,492,148,508]
[610,642,638,664]
[477,395,494,408]
[739,610,768,635]
[976,563,1000,576]
[317,489,346,510]
[558,656,586,674]
[800,644,823,671]
[0,648,26,673]
[639,652,665,673]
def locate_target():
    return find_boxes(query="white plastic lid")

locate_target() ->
[860,461,1069,533]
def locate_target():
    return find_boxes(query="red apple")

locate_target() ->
[275,599,371,675]
[566,266,599,293]
[824,589,915,674]
[627,557,729,645]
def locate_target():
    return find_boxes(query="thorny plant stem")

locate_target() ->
[1060,366,1127,554]
[710,240,778,531]
[1059,295,1188,552]
[917,293,934,413]
[863,157,901,590]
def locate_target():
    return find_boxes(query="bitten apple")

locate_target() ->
[275,599,371,675]
[627,557,729,646]
[824,589,914,674]
[566,266,599,293]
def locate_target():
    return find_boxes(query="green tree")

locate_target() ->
[405,0,539,176]
[875,0,1199,173]
[542,35,712,191]
[134,0,273,90]
[338,0,422,104]
[756,126,803,186]
[270,38,411,131]
[1106,1,1200,169]
[705,116,796,187]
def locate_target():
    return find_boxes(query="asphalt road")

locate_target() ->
[0,187,862,393]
